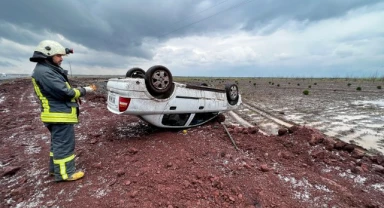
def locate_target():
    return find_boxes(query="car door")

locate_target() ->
[164,87,205,113]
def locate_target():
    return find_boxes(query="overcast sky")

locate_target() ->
[1,0,383,77]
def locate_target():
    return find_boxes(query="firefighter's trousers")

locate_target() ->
[45,123,76,181]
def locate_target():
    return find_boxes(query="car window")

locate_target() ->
[162,113,191,126]
[190,112,218,126]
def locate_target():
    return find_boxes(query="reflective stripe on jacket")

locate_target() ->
[31,62,85,123]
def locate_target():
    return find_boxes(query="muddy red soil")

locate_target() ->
[1,78,384,208]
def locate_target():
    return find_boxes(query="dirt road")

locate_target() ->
[1,78,384,208]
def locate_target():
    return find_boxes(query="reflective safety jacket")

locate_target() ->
[31,61,86,124]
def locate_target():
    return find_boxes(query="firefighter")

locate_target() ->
[30,40,95,182]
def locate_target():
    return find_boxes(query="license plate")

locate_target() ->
[108,94,116,103]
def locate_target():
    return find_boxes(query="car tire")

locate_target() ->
[225,83,239,105]
[200,83,208,86]
[145,65,174,98]
[126,67,145,78]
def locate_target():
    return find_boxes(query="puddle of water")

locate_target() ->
[327,128,384,152]
[353,99,384,108]
[327,122,355,132]
[284,114,304,121]
[324,131,338,137]
[365,123,384,128]
[306,121,324,127]
[333,115,369,122]
[360,134,384,150]
[291,114,384,153]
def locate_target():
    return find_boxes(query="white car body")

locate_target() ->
[107,77,242,128]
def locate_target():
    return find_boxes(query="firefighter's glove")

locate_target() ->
[84,84,97,93]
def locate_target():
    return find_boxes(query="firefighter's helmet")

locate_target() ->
[34,40,73,56]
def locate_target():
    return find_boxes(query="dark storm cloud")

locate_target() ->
[70,56,129,69]
[0,22,42,46]
[0,60,15,67]
[0,39,32,63]
[0,0,380,58]
[239,0,383,32]
[0,0,157,58]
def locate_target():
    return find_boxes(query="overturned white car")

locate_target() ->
[107,65,241,128]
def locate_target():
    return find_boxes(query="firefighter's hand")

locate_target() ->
[84,84,97,93]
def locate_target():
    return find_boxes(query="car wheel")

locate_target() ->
[225,83,239,105]
[200,83,208,86]
[126,67,145,78]
[145,65,174,97]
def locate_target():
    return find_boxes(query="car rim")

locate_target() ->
[152,70,170,90]
[230,86,238,99]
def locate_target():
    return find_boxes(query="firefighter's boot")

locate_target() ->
[65,171,84,181]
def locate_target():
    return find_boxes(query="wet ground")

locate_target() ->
[1,77,384,208]
[207,78,384,154]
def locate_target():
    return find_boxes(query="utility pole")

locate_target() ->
[68,61,72,77]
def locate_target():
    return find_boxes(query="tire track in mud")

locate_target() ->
[223,102,296,136]
[226,111,267,135]
[242,103,294,128]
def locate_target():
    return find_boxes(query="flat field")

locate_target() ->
[178,77,384,154]
[1,77,384,207]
